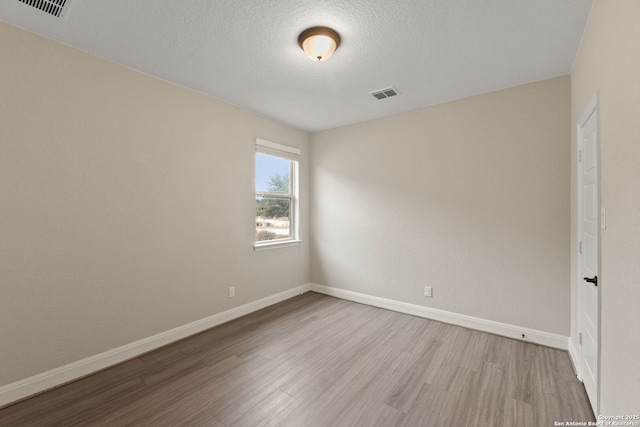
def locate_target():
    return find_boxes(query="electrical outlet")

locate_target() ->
[228,286,236,298]
[424,286,433,298]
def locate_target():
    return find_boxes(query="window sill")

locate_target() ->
[254,240,301,251]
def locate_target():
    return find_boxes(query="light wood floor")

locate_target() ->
[0,292,594,426]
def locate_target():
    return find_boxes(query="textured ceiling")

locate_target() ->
[1,0,592,132]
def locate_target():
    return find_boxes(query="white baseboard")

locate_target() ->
[1,282,569,408]
[310,283,569,351]
[0,283,311,409]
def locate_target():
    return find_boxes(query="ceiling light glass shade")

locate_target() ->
[298,27,340,61]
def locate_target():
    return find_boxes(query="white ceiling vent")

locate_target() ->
[18,0,72,18]
[370,87,400,100]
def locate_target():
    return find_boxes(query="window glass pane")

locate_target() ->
[256,197,291,241]
[256,153,290,194]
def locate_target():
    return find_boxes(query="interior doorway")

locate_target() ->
[576,93,600,415]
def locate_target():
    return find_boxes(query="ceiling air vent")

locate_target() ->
[370,87,400,100]
[18,0,72,18]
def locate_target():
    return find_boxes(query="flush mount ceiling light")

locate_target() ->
[298,27,341,61]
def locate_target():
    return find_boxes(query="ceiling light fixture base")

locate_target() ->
[298,27,341,62]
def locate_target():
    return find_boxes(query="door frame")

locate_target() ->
[576,91,600,415]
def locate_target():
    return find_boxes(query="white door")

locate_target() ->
[578,98,599,414]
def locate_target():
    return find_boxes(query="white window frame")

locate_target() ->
[254,138,301,251]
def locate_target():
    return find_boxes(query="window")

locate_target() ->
[255,139,300,249]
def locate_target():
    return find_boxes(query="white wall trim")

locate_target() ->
[0,282,570,408]
[0,283,311,409]
[310,284,569,350]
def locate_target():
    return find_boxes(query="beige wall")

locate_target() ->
[311,76,571,335]
[571,1,640,413]
[0,22,309,387]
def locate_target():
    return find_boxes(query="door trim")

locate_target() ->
[576,91,600,415]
